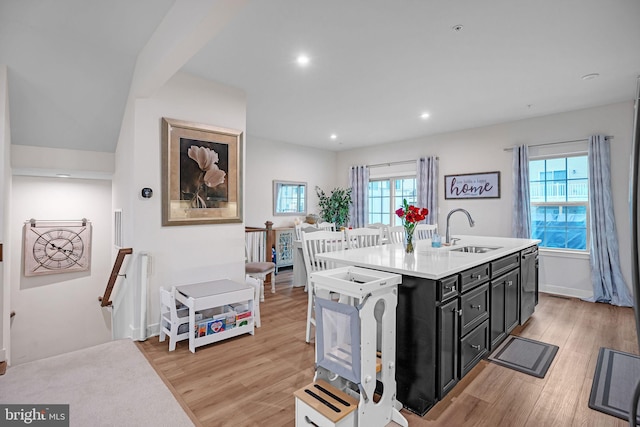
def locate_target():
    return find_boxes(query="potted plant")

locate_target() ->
[315,186,353,229]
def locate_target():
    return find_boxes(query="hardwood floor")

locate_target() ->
[137,270,638,427]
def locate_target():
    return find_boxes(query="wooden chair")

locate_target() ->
[346,227,383,249]
[387,226,405,244]
[317,221,336,231]
[159,287,190,351]
[301,230,346,343]
[245,275,262,328]
[294,223,320,240]
[415,224,438,240]
[245,231,276,298]
[367,222,388,241]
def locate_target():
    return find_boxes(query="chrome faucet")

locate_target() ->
[445,208,475,244]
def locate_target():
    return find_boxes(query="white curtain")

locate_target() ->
[349,165,369,228]
[587,135,633,306]
[512,145,531,238]
[417,156,438,225]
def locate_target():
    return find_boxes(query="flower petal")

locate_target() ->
[203,167,226,188]
[188,146,220,171]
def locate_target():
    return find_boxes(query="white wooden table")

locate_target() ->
[175,279,254,353]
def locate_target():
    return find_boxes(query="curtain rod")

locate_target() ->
[366,158,438,169]
[503,136,613,152]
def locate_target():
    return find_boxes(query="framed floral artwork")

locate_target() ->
[161,117,243,225]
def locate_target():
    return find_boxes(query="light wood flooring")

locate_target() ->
[137,270,638,427]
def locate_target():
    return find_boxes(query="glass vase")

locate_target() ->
[404,228,415,254]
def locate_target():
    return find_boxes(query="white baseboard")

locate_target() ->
[147,322,160,338]
[539,283,593,300]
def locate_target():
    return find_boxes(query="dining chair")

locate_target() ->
[301,230,346,343]
[345,227,383,249]
[387,226,405,244]
[159,286,190,351]
[367,222,388,241]
[415,224,438,240]
[317,221,337,231]
[294,223,320,240]
[245,231,275,299]
[245,275,262,328]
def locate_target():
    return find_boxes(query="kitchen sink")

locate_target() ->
[450,245,501,253]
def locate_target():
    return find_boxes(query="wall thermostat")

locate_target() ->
[141,188,153,198]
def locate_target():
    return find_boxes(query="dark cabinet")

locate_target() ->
[438,297,459,399]
[459,262,490,293]
[396,275,439,416]
[460,283,490,336]
[490,278,506,348]
[460,319,489,376]
[505,269,520,333]
[490,268,520,349]
[439,275,459,301]
[396,246,539,416]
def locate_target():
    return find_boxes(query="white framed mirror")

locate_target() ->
[273,180,307,216]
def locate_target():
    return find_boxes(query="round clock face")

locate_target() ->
[24,223,92,276]
[33,228,85,270]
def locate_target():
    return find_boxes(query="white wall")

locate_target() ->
[9,176,113,365]
[111,72,248,339]
[245,136,338,229]
[336,101,635,298]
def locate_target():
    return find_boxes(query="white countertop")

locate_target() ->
[317,235,540,280]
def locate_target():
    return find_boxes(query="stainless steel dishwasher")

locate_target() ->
[520,246,538,323]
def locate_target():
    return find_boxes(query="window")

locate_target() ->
[529,155,589,250]
[273,181,306,215]
[368,177,416,225]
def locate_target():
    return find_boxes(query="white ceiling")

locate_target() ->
[2,0,640,153]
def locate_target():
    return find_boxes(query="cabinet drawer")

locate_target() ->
[460,320,489,376]
[438,275,459,302]
[490,253,520,278]
[460,283,490,336]
[459,263,490,292]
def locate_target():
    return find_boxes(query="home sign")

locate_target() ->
[444,171,500,199]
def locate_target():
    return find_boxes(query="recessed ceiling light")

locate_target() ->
[56,173,70,178]
[296,54,310,67]
[330,134,337,140]
[420,112,430,119]
[581,73,600,81]
[451,24,463,32]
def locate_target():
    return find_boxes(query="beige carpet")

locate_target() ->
[0,339,194,427]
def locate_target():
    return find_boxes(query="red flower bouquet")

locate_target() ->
[395,199,429,253]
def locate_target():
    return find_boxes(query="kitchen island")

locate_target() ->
[317,235,540,416]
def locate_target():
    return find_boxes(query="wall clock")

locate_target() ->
[23,219,92,276]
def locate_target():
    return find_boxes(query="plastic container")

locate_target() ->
[432,232,442,248]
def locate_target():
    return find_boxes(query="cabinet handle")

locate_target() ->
[304,416,320,427]
[445,285,457,292]
[471,304,482,310]
[470,344,481,350]
[473,274,484,280]
[507,280,513,287]
[458,309,463,317]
